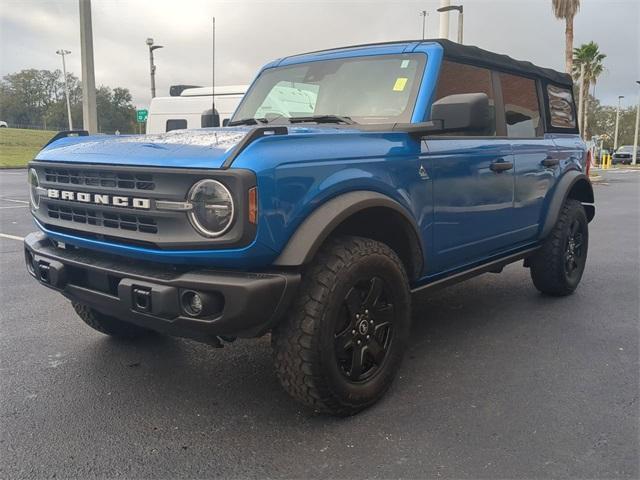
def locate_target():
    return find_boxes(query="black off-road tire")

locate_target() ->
[271,236,411,416]
[73,302,152,339]
[529,199,589,296]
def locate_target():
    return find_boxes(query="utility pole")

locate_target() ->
[146,38,163,98]
[419,10,428,39]
[438,0,450,39]
[56,49,73,130]
[79,0,98,134]
[613,95,624,151]
[633,81,639,165]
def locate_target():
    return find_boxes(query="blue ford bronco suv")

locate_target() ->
[25,40,594,415]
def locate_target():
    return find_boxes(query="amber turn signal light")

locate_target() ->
[248,187,257,224]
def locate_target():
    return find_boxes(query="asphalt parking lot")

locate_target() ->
[1,168,638,479]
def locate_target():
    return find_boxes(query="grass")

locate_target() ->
[0,128,56,168]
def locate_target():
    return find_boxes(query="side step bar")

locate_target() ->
[411,247,539,295]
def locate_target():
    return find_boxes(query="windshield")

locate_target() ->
[231,53,426,125]
[617,146,634,152]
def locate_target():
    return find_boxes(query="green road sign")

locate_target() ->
[136,109,148,123]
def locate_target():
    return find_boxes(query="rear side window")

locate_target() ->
[166,119,187,132]
[500,73,542,138]
[434,60,496,136]
[547,84,577,129]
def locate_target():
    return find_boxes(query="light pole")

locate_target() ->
[146,38,163,98]
[437,4,463,43]
[633,81,639,165]
[419,10,429,39]
[613,95,624,151]
[438,0,450,39]
[56,49,73,130]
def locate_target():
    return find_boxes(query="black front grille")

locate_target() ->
[44,167,155,191]
[47,204,158,234]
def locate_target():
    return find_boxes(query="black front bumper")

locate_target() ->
[24,232,300,341]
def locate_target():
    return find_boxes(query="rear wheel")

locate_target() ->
[271,236,411,416]
[73,302,152,339]
[529,199,589,296]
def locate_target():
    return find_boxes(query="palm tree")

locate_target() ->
[552,0,581,73]
[573,42,606,138]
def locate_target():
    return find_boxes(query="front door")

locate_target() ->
[426,138,516,274]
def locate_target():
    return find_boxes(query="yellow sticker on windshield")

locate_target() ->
[393,77,408,92]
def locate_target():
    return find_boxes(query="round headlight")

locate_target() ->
[28,168,40,209]
[188,179,234,237]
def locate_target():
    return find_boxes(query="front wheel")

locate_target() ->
[271,236,411,416]
[529,199,589,296]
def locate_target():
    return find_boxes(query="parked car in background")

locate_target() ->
[0,121,8,127]
[612,145,635,165]
[24,39,594,415]
[146,85,247,134]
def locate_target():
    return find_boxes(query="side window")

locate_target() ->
[547,84,577,129]
[166,119,187,132]
[434,60,496,136]
[500,73,542,138]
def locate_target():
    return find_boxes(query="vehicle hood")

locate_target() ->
[35,128,254,169]
[34,125,368,169]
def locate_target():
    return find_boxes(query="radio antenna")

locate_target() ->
[212,16,216,126]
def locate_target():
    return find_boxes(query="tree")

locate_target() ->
[96,86,136,133]
[587,100,637,150]
[572,41,606,139]
[0,68,137,133]
[552,0,581,73]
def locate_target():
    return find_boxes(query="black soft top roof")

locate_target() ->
[434,39,572,87]
[295,39,573,88]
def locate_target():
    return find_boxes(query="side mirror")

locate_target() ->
[431,93,491,133]
[222,118,230,127]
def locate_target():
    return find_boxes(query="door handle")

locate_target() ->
[542,157,560,167]
[490,159,514,172]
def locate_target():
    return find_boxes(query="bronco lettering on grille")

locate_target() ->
[46,189,151,209]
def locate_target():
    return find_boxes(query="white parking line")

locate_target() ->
[0,233,24,241]
[0,205,29,209]
[0,197,29,204]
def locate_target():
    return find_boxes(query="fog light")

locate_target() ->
[181,290,203,316]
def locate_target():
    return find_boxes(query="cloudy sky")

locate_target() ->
[1,0,638,109]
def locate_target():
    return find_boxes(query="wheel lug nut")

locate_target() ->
[370,320,374,324]
[366,335,370,340]
[351,329,356,335]
[357,340,361,345]
[356,314,360,319]
[365,309,369,314]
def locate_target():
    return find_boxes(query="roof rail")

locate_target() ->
[43,130,89,149]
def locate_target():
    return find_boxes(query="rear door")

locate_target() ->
[427,61,517,274]
[499,72,556,243]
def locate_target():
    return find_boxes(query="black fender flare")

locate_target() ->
[273,190,423,271]
[541,170,595,239]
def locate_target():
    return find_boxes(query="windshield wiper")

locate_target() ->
[227,117,269,127]
[288,115,356,125]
